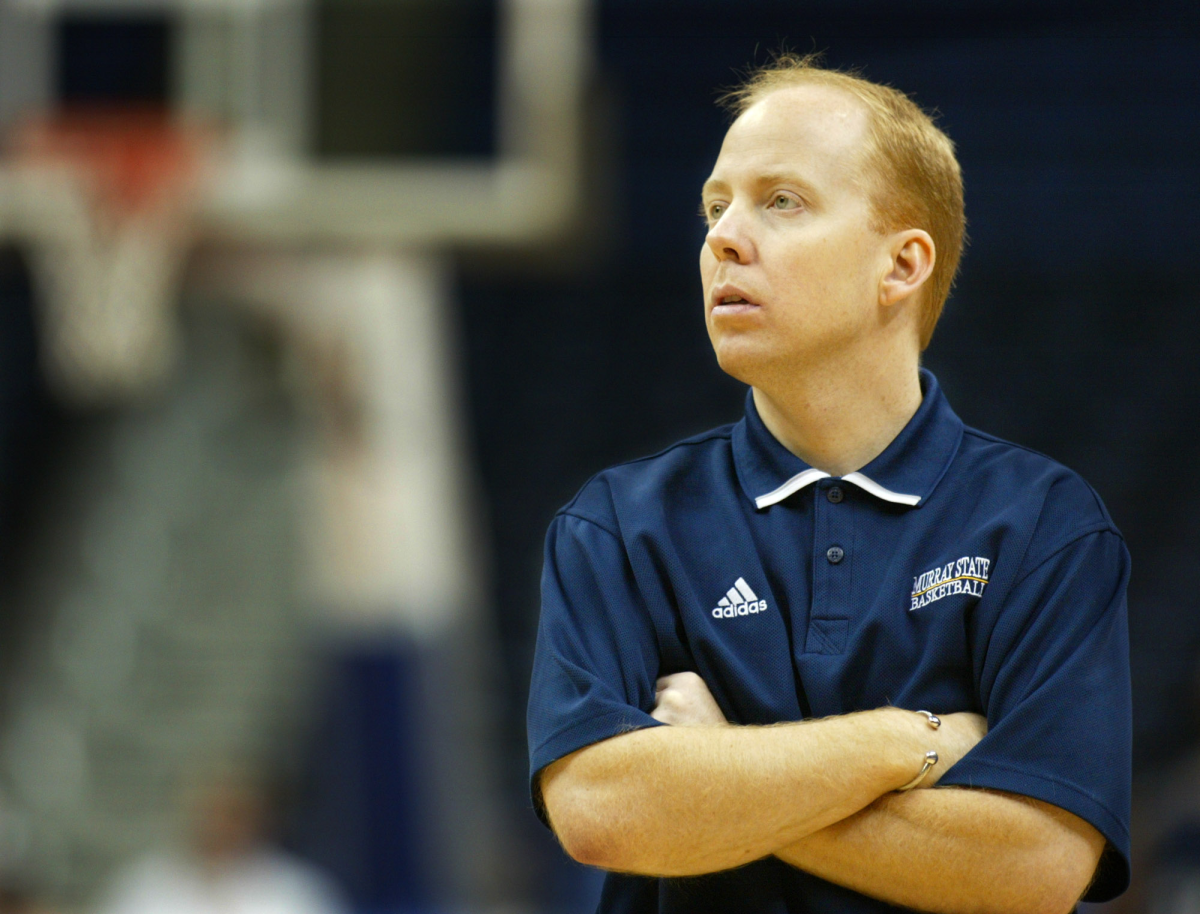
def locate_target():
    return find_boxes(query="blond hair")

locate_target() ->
[720,54,966,349]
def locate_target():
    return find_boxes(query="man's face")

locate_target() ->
[700,84,896,383]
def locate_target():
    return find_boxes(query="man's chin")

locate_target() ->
[712,341,779,387]
[713,337,837,390]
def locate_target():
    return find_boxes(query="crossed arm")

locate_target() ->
[540,673,1105,914]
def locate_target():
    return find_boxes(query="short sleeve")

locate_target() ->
[938,528,1132,901]
[526,512,664,823]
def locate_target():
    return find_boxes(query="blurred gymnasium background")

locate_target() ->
[0,1,1196,912]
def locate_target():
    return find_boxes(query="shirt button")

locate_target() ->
[827,486,844,504]
[826,545,845,564]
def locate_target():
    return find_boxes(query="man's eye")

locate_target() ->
[706,203,725,222]
[772,194,799,210]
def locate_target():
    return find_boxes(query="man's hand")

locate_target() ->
[651,672,728,726]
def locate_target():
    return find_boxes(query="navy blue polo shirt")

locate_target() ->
[528,370,1131,914]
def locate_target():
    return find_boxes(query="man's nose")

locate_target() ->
[705,208,754,264]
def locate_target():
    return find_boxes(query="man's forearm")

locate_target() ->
[540,707,934,876]
[775,787,1106,914]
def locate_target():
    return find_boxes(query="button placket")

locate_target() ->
[806,482,853,654]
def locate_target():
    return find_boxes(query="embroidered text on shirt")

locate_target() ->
[910,557,991,611]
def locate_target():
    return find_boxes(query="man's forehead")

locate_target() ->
[705,84,872,191]
[737,83,869,134]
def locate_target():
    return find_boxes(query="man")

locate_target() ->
[97,765,349,914]
[527,55,1130,914]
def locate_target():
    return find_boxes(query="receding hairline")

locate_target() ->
[740,81,894,183]
[718,55,890,118]
[709,84,881,197]
[734,79,874,121]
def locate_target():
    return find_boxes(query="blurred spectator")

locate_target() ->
[0,886,57,914]
[0,869,58,914]
[95,767,347,914]
[0,888,56,914]
[0,796,57,914]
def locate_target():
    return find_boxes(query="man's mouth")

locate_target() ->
[711,285,760,311]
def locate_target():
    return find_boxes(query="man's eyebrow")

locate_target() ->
[700,172,818,198]
[754,171,815,193]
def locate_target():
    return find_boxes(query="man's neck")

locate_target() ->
[751,355,923,478]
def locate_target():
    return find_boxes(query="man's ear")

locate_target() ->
[880,230,936,307]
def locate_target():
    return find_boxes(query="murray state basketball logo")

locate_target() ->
[910,556,991,611]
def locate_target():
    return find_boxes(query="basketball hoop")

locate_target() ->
[7,108,210,404]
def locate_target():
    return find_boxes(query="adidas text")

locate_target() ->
[712,600,768,618]
[712,577,768,619]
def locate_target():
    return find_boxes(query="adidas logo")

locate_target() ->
[711,577,768,619]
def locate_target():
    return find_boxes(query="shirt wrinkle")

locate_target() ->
[1012,524,1125,590]
[556,508,623,541]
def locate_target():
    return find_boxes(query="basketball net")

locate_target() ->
[8,109,208,404]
